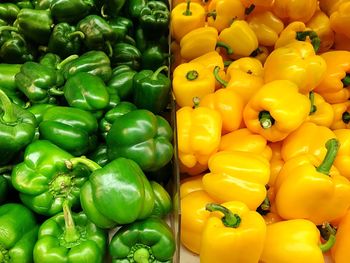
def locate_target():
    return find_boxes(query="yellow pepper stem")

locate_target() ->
[259,111,275,129]
[257,195,271,215]
[206,203,241,228]
[309,91,317,115]
[342,112,350,124]
[318,223,337,253]
[183,0,192,16]
[213,66,228,87]
[316,138,339,176]
[216,42,233,55]
[296,31,321,53]
[342,74,350,87]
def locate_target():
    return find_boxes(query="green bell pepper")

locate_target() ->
[64,72,110,112]
[88,144,109,167]
[27,103,55,123]
[142,45,169,70]
[109,216,176,263]
[150,181,172,218]
[39,52,62,68]
[0,89,36,165]
[11,140,91,216]
[33,0,54,10]
[33,201,108,263]
[0,203,38,263]
[125,0,147,19]
[133,65,170,114]
[139,1,169,37]
[60,50,112,82]
[104,0,126,17]
[65,156,155,228]
[108,16,134,42]
[99,101,137,139]
[50,0,95,23]
[106,109,173,172]
[0,63,21,94]
[0,3,20,24]
[15,8,53,45]
[134,25,168,52]
[107,65,137,101]
[16,1,34,9]
[0,167,11,204]
[111,42,141,70]
[39,106,98,156]
[47,23,84,59]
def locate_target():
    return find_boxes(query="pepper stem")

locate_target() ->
[216,41,233,55]
[106,41,113,57]
[0,26,18,33]
[259,111,275,129]
[213,66,228,87]
[193,97,200,108]
[151,66,168,80]
[68,31,85,40]
[0,89,17,123]
[316,138,339,176]
[0,165,13,174]
[183,0,192,16]
[342,74,350,87]
[207,11,217,20]
[206,203,241,228]
[65,156,101,172]
[134,248,150,263]
[186,70,199,81]
[48,87,64,96]
[63,201,80,243]
[296,31,320,53]
[245,4,256,15]
[342,112,350,124]
[319,223,337,252]
[309,91,317,114]
[56,54,79,70]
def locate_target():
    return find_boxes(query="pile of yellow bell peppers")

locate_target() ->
[171,0,350,262]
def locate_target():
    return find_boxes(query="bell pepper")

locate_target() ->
[109,216,175,263]
[268,141,285,186]
[259,186,283,224]
[218,20,259,58]
[0,170,11,204]
[102,0,126,17]
[106,109,173,172]
[132,65,170,114]
[272,0,317,23]
[219,128,272,160]
[319,0,346,16]
[206,0,245,32]
[150,181,172,218]
[124,0,147,19]
[180,190,215,254]
[243,80,310,142]
[60,50,112,82]
[39,106,98,156]
[141,45,169,71]
[0,63,22,102]
[330,101,350,130]
[307,10,335,53]
[275,138,350,224]
[264,41,327,94]
[314,51,350,104]
[180,174,204,198]
[108,16,134,42]
[16,8,53,45]
[170,1,206,43]
[110,42,142,70]
[63,72,110,112]
[33,201,107,263]
[330,2,350,39]
[334,32,350,51]
[177,104,222,170]
[331,209,350,263]
[34,0,54,9]
[260,219,335,263]
[250,45,270,64]
[307,91,334,128]
[107,65,136,101]
[50,0,95,24]
[139,1,169,37]
[240,0,274,12]
[0,3,19,24]
[0,90,36,166]
[333,129,350,180]
[172,62,215,108]
[88,144,109,167]
[247,11,284,47]
[65,156,155,228]
[199,88,244,134]
[200,202,266,263]
[0,203,38,263]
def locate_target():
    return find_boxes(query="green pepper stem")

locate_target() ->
[206,203,241,228]
[342,112,350,124]
[245,4,256,15]
[309,91,317,115]
[186,70,199,81]
[319,223,337,253]
[259,111,275,129]
[0,165,13,174]
[134,248,150,263]
[0,26,18,33]
[65,156,101,172]
[260,195,270,212]
[213,66,228,87]
[250,47,262,57]
[62,201,80,243]
[48,87,64,96]
[216,41,233,55]
[193,96,200,108]
[100,4,108,18]
[296,31,320,53]
[183,0,192,16]
[151,65,168,80]
[207,11,217,20]
[106,41,113,57]
[56,54,79,70]
[224,60,233,67]
[319,234,336,252]
[316,138,339,176]
[68,31,85,40]
[342,74,350,87]
[0,89,17,123]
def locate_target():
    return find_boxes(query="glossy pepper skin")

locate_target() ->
[11,140,91,216]
[50,0,95,24]
[39,106,98,156]
[150,181,172,218]
[133,65,170,114]
[0,4,19,24]
[307,92,334,128]
[139,1,169,37]
[109,216,176,263]
[0,203,38,263]
[333,129,350,180]
[107,109,173,172]
[330,2,350,39]
[124,0,147,19]
[33,201,107,263]
[66,156,155,229]
[243,80,310,142]
[275,139,350,225]
[0,90,36,165]
[200,202,266,263]
[331,209,350,263]
[264,41,327,94]
[272,0,317,23]
[103,0,127,18]
[331,101,350,129]
[107,65,136,101]
[111,42,142,70]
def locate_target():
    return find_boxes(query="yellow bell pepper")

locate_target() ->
[331,101,350,130]
[262,186,283,224]
[306,10,335,53]
[250,46,270,64]
[243,80,310,142]
[314,50,350,104]
[334,32,350,51]
[180,190,215,254]
[176,104,222,170]
[307,92,334,128]
[260,219,336,263]
[172,0,209,9]
[200,201,266,263]
[331,209,350,263]
[170,41,187,71]
[172,62,215,107]
[199,88,244,134]
[272,0,318,23]
[281,121,336,162]
[180,174,204,198]
[170,1,206,43]
[268,141,284,186]
[264,41,327,94]
[206,0,245,32]
[247,11,284,47]
[330,2,350,39]
[241,0,274,13]
[179,161,208,177]
[319,0,348,16]
[334,129,350,180]
[202,151,270,210]
[218,20,259,58]
[219,128,272,160]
